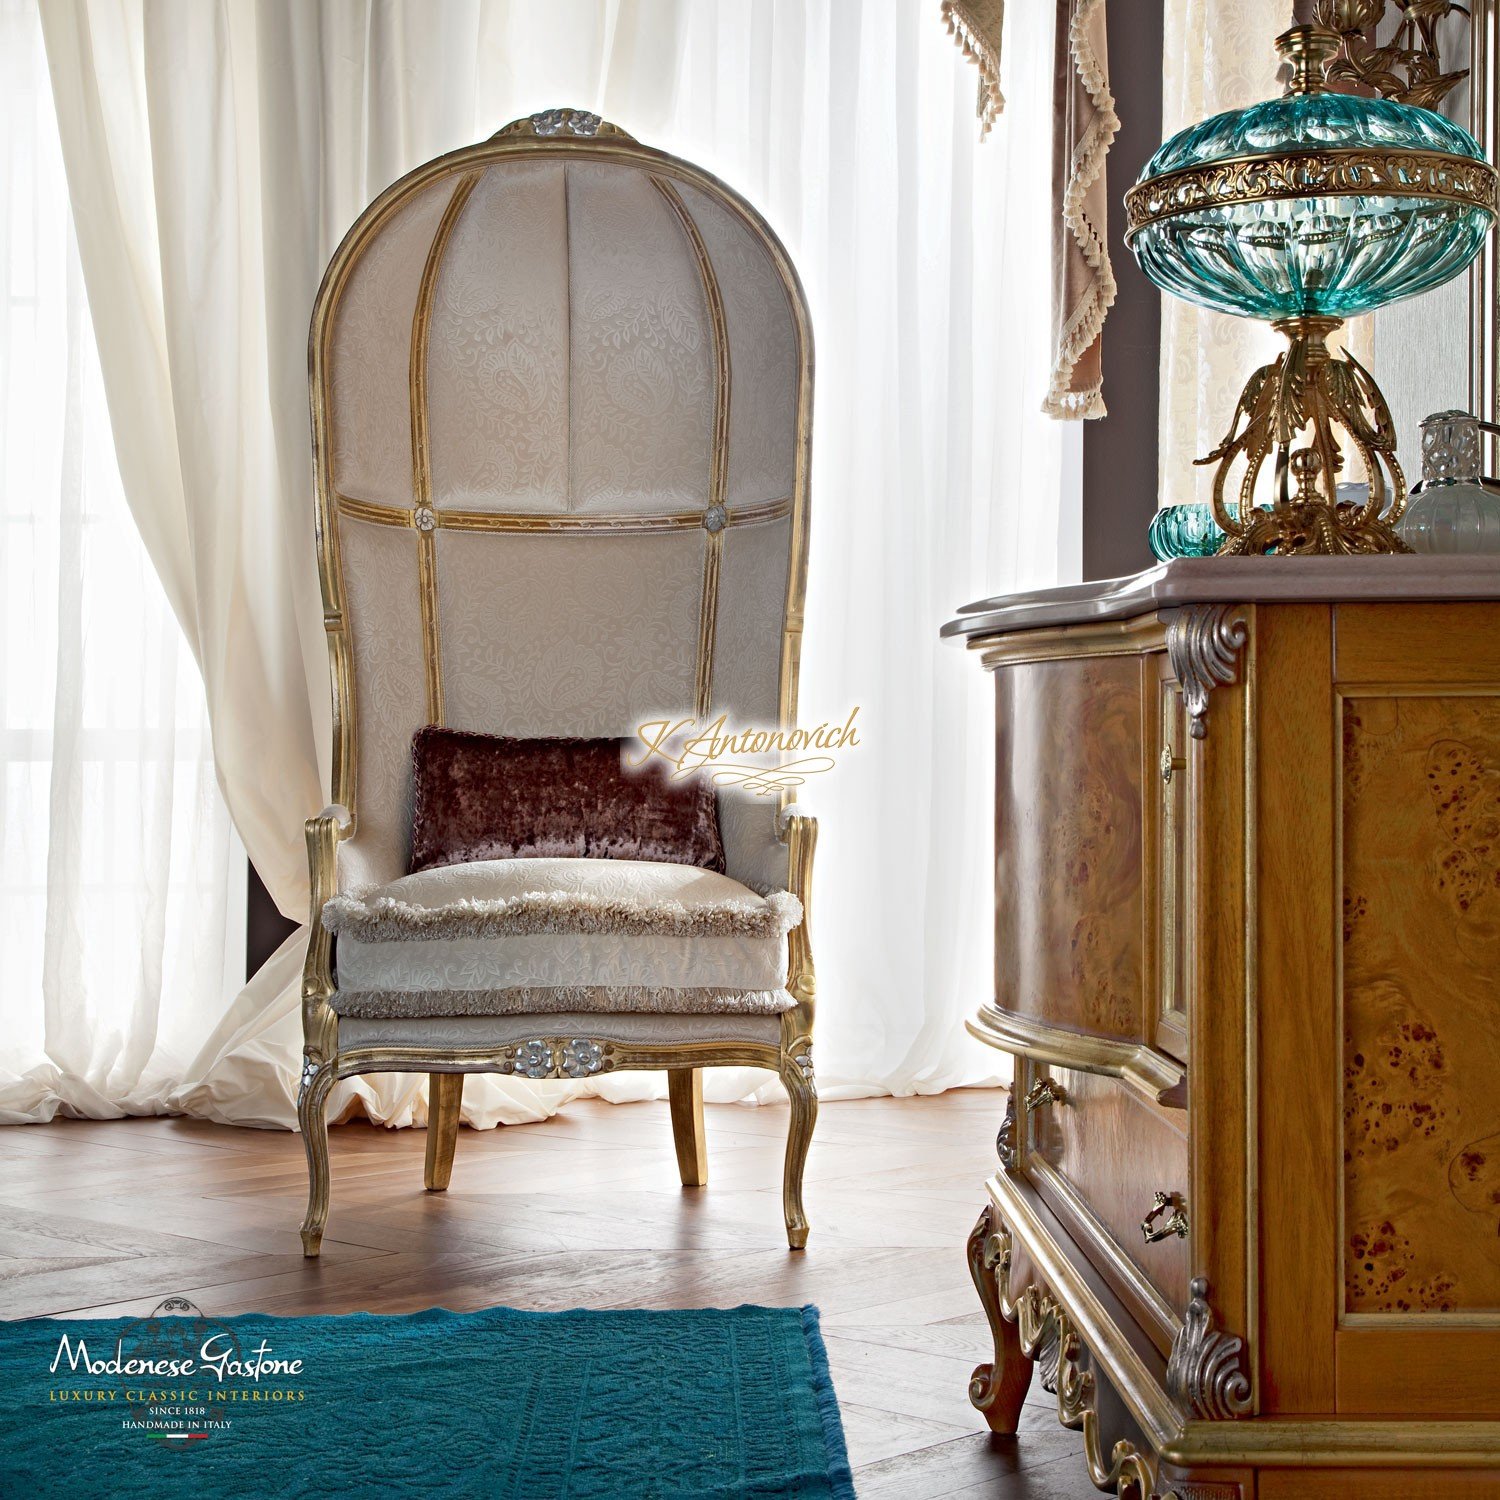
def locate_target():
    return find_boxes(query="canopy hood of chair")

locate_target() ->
[307,110,814,894]
[311,107,812,524]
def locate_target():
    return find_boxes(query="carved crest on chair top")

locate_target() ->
[494,108,633,141]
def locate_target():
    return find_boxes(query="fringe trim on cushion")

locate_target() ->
[331,984,797,1020]
[322,887,803,943]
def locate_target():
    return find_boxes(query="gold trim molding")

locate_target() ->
[1162,1419,1500,1471]
[974,612,1168,671]
[334,492,792,536]
[651,174,732,718]
[408,171,481,725]
[969,1004,1186,1106]
[1125,147,1499,238]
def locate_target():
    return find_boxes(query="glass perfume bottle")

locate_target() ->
[1397,411,1500,554]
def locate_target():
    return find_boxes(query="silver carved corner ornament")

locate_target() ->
[996,1093,1017,1171]
[1165,604,1248,740]
[298,1056,322,1102]
[509,1038,612,1081]
[791,1043,816,1096]
[513,1039,554,1079]
[702,502,728,534]
[559,1038,605,1079]
[412,505,437,533]
[531,108,601,138]
[1166,1277,1254,1420]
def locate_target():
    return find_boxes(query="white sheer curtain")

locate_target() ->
[21,0,1073,1128]
[0,0,241,1124]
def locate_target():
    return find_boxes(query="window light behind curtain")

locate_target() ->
[10,0,1075,1125]
[0,0,241,1122]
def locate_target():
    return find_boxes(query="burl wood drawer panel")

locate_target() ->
[1026,1065,1190,1324]
[994,655,1147,1042]
[1342,690,1500,1316]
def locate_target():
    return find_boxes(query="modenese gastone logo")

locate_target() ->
[45,1298,306,1447]
[50,1330,302,1383]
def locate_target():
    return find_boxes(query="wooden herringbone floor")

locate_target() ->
[0,1090,1097,1498]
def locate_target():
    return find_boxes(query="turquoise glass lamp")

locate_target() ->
[1126,25,1497,555]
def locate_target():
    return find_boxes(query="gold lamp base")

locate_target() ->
[1198,315,1411,556]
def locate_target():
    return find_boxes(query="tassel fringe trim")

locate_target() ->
[1042,0,1120,420]
[942,0,1006,139]
[323,887,804,943]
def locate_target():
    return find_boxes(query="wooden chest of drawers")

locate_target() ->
[945,558,1500,1499]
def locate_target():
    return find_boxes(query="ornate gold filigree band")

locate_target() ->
[1125,147,1498,238]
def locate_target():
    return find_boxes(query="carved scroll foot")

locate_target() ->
[298,1055,335,1258]
[423,1072,464,1192]
[966,1204,1034,1433]
[780,1047,817,1250]
[667,1067,708,1187]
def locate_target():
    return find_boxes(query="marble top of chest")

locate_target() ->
[942,556,1500,643]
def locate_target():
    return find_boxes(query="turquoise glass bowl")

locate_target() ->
[1128,93,1493,321]
[1149,486,1376,561]
[1148,503,1228,560]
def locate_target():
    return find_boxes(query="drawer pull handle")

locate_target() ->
[1141,1190,1189,1243]
[1160,747,1187,784]
[1023,1078,1066,1112]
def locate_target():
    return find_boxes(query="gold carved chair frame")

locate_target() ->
[297,111,817,1257]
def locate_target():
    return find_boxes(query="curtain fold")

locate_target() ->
[0,0,239,1124]
[22,0,1074,1128]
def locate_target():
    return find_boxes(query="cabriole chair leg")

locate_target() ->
[780,1055,817,1249]
[298,1056,335,1258]
[667,1067,708,1187]
[423,1072,464,1192]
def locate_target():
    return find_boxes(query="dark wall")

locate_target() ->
[248,860,297,979]
[1081,1,1165,581]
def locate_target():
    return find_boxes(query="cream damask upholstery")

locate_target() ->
[325,131,800,896]
[296,109,817,1258]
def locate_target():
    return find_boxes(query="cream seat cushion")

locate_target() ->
[323,858,801,1021]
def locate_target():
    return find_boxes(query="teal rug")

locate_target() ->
[0,1302,853,1499]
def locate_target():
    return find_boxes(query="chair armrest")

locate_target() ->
[301,806,350,1062]
[777,805,818,1033]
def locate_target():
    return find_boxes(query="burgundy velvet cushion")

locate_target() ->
[408,726,725,875]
